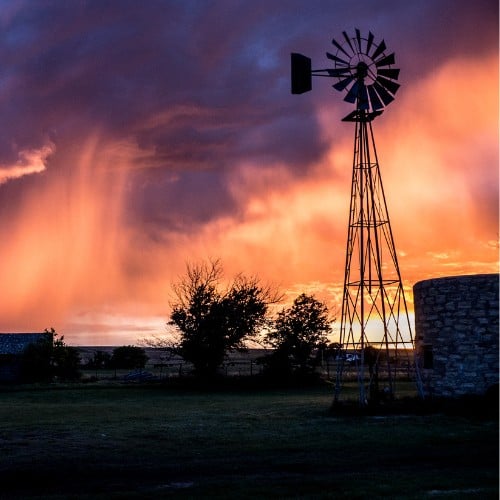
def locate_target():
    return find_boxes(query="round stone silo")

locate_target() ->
[414,274,499,397]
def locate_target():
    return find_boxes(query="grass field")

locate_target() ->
[0,383,498,499]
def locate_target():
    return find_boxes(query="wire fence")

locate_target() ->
[78,347,416,383]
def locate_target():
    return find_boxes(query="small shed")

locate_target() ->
[0,332,52,382]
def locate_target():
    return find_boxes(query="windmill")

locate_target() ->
[291,29,423,406]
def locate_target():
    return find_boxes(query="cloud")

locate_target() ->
[0,141,55,184]
[0,1,496,343]
[379,53,498,253]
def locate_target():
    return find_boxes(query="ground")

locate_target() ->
[0,383,497,498]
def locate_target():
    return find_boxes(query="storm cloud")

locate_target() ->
[0,0,497,343]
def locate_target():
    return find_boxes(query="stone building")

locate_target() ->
[0,332,51,382]
[414,274,499,397]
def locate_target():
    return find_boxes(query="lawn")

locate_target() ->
[0,383,497,499]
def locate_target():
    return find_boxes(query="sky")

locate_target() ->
[0,0,497,345]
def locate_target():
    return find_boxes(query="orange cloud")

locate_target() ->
[0,135,129,331]
[0,51,496,346]
[377,55,498,278]
[0,142,55,184]
[183,54,498,317]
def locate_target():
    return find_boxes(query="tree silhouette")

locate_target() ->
[265,293,331,376]
[110,345,148,370]
[364,345,382,402]
[52,333,81,380]
[168,259,280,378]
[85,350,112,370]
[22,328,81,382]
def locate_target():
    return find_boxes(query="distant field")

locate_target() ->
[77,346,418,381]
[0,384,497,499]
[77,347,272,379]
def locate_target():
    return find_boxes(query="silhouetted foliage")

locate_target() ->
[21,328,81,382]
[110,345,148,369]
[21,331,54,382]
[52,334,82,381]
[168,259,281,378]
[85,350,112,370]
[364,345,382,402]
[264,294,331,377]
[319,341,342,361]
[364,345,380,375]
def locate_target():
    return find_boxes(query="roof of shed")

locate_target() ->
[0,333,50,355]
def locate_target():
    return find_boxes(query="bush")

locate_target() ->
[110,346,148,369]
[264,294,331,377]
[168,260,280,378]
[85,350,112,370]
[21,329,81,382]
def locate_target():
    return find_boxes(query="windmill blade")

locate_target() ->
[367,85,384,110]
[373,80,394,106]
[333,75,355,91]
[377,67,400,80]
[326,51,350,66]
[366,31,375,56]
[342,31,355,53]
[358,83,369,110]
[370,39,387,61]
[376,75,400,95]
[331,36,352,58]
[327,67,353,77]
[344,81,359,103]
[355,28,362,53]
[375,53,395,67]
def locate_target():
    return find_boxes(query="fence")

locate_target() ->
[79,351,415,383]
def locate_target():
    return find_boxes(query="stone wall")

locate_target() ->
[414,274,499,397]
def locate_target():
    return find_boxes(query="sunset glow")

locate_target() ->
[0,1,497,345]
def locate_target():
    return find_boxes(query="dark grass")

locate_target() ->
[0,383,498,499]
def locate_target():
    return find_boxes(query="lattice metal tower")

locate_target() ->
[291,29,423,406]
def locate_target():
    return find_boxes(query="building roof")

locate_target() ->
[0,333,50,355]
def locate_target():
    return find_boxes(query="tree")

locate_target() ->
[364,345,382,402]
[21,328,81,382]
[52,333,81,381]
[168,259,280,377]
[21,331,54,382]
[110,346,148,370]
[85,350,112,370]
[264,293,331,376]
[319,342,342,361]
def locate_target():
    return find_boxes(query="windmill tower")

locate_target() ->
[291,29,423,406]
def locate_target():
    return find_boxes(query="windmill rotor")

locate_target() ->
[291,29,400,118]
[329,30,400,112]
